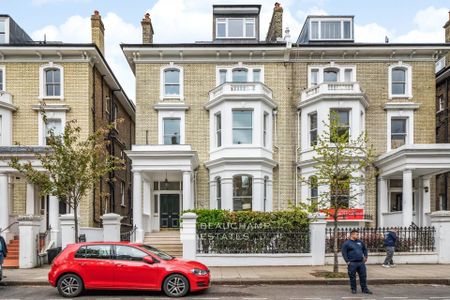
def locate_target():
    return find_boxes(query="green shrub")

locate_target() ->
[184,208,310,230]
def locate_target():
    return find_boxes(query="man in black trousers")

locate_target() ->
[342,229,372,294]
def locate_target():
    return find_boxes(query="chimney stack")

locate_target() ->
[266,2,283,43]
[141,13,154,44]
[444,11,450,66]
[91,10,105,55]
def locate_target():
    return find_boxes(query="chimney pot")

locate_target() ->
[145,13,150,20]
[94,10,100,16]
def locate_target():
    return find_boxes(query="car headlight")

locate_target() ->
[191,268,209,276]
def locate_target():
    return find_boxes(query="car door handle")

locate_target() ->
[115,263,123,267]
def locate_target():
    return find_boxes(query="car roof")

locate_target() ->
[68,242,145,247]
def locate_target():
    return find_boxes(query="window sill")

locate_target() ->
[39,96,65,101]
[161,96,184,101]
[388,95,412,100]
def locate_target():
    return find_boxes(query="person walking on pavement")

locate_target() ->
[342,229,372,295]
[0,235,8,281]
[383,227,397,268]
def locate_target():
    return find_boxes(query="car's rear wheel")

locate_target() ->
[163,274,190,297]
[57,274,84,298]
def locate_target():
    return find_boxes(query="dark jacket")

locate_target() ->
[384,230,397,247]
[342,239,368,263]
[0,236,7,257]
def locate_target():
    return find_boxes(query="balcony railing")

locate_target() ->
[209,82,273,102]
[301,82,364,102]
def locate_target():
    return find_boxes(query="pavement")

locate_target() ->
[2,284,450,299]
[1,264,450,286]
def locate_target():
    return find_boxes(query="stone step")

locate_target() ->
[3,259,19,269]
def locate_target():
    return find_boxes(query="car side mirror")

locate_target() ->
[143,256,154,264]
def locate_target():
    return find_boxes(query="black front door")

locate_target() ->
[160,194,180,228]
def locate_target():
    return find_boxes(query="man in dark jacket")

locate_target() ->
[342,229,372,294]
[0,235,7,264]
[383,228,397,267]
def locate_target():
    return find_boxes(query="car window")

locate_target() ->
[75,245,112,259]
[115,245,148,261]
[141,244,174,261]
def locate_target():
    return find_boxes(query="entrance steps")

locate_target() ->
[144,230,183,258]
[3,236,19,269]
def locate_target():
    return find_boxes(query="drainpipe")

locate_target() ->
[273,110,281,211]
[295,110,301,206]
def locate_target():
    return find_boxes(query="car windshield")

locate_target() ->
[141,244,174,261]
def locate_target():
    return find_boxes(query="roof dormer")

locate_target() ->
[297,16,354,44]
[212,5,261,43]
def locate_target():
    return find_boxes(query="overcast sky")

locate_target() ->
[1,0,449,101]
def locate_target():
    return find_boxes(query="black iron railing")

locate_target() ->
[197,228,310,254]
[325,226,435,253]
[120,225,137,242]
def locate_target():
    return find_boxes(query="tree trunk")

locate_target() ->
[74,204,79,243]
[333,210,339,273]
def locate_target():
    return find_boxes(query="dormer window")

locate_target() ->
[216,18,255,39]
[0,19,5,43]
[298,16,354,44]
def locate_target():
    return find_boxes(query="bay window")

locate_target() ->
[233,175,252,211]
[309,112,318,146]
[216,177,222,210]
[330,109,350,142]
[215,113,222,147]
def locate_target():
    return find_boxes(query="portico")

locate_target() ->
[375,144,450,227]
[126,145,199,243]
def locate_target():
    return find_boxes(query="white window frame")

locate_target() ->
[0,65,5,91]
[215,112,222,148]
[232,109,253,145]
[309,18,353,41]
[263,112,269,148]
[308,111,318,147]
[215,65,264,86]
[216,176,222,210]
[157,110,185,145]
[38,111,66,146]
[307,64,356,88]
[329,108,352,142]
[216,17,256,39]
[160,64,184,101]
[39,62,64,100]
[0,17,10,44]
[388,62,412,99]
[386,108,414,151]
[0,115,2,144]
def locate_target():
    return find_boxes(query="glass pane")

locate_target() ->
[219,70,227,84]
[392,68,405,81]
[160,181,180,190]
[53,69,60,82]
[245,22,254,37]
[164,69,179,84]
[324,69,338,82]
[390,192,403,212]
[331,110,349,125]
[0,34,5,44]
[343,21,351,39]
[311,21,319,39]
[233,110,252,128]
[392,83,405,95]
[0,21,5,32]
[165,84,180,96]
[253,69,261,82]
[233,175,252,196]
[344,69,352,82]
[310,113,317,130]
[46,70,54,83]
[217,22,226,38]
[115,246,147,261]
[232,69,248,82]
[163,118,180,145]
[321,21,341,39]
[391,119,406,134]
[46,118,62,136]
[228,19,243,37]
[54,84,61,96]
[84,245,111,259]
[233,129,252,144]
[311,69,318,85]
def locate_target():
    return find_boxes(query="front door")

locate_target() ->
[160,194,180,228]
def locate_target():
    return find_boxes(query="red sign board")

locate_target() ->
[321,208,365,220]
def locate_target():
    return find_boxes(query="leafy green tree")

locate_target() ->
[303,112,376,273]
[9,114,123,243]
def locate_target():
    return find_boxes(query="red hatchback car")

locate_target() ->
[48,242,210,298]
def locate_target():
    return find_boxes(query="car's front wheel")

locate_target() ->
[57,273,84,298]
[163,274,190,297]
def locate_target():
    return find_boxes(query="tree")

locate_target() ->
[9,113,123,243]
[303,112,376,273]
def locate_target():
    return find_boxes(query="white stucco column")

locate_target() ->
[378,177,388,228]
[209,179,217,209]
[252,178,264,211]
[421,176,431,226]
[222,178,233,210]
[26,182,35,215]
[60,214,76,249]
[309,213,327,266]
[430,211,450,263]
[266,179,273,212]
[0,174,10,237]
[133,172,144,243]
[183,171,193,211]
[402,169,413,227]
[143,178,152,232]
[18,215,42,268]
[48,195,60,247]
[180,212,197,260]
